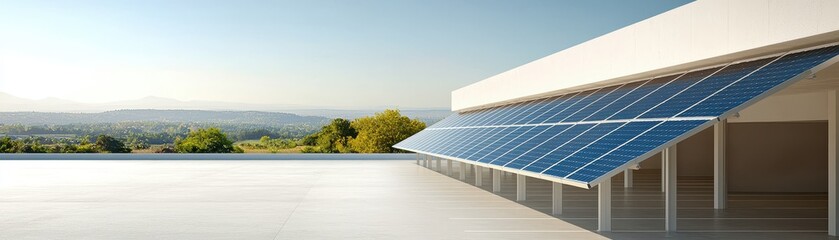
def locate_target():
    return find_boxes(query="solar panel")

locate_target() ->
[394,44,839,188]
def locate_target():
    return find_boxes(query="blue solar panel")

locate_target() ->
[489,125,567,166]
[451,127,504,158]
[542,121,659,178]
[607,73,690,120]
[585,76,673,121]
[479,126,547,164]
[457,108,493,127]
[680,45,839,117]
[486,101,532,126]
[504,124,590,169]
[640,59,774,119]
[564,84,631,122]
[396,44,839,187]
[467,126,527,160]
[544,88,614,123]
[565,120,706,182]
[438,128,486,155]
[525,91,590,124]
[522,123,621,173]
[507,96,563,125]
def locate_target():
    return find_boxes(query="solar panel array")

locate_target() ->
[395,44,839,187]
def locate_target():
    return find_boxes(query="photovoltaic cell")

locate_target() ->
[608,73,699,120]
[522,123,621,173]
[680,45,839,117]
[541,121,658,178]
[544,88,613,123]
[467,127,527,161]
[565,120,706,182]
[563,84,631,122]
[640,59,774,119]
[525,91,590,124]
[489,125,566,166]
[480,126,547,164]
[504,124,595,170]
[393,44,839,187]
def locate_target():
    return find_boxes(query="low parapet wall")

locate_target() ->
[0,153,416,160]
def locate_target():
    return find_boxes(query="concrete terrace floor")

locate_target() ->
[0,159,831,239]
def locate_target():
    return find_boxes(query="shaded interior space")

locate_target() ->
[425,161,829,239]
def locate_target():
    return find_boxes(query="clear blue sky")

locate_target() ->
[0,0,692,109]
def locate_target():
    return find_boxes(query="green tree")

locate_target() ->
[309,118,358,153]
[300,133,318,146]
[95,135,132,153]
[348,109,425,153]
[0,137,15,153]
[174,128,243,153]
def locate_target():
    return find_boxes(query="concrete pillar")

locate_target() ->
[516,174,526,201]
[552,182,563,215]
[475,165,483,187]
[435,156,441,171]
[598,178,611,232]
[492,169,501,192]
[447,159,453,175]
[624,169,633,188]
[459,162,467,180]
[829,90,839,236]
[665,145,678,232]
[661,153,666,193]
[416,153,420,165]
[714,119,727,209]
[424,154,430,168]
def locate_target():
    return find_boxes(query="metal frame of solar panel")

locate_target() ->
[395,43,839,189]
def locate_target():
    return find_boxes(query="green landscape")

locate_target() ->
[0,109,431,154]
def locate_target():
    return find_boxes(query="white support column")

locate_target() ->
[665,145,678,232]
[459,162,467,180]
[598,178,612,232]
[474,165,483,187]
[714,119,727,209]
[516,174,526,201]
[435,156,441,171]
[552,182,563,215]
[829,90,839,236]
[447,159,453,175]
[424,154,430,168]
[624,169,633,188]
[416,153,420,165]
[661,152,666,193]
[492,169,501,192]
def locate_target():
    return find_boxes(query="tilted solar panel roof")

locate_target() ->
[395,44,839,189]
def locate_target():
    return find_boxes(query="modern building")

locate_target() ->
[396,0,839,236]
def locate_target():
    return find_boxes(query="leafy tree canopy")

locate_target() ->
[311,118,357,153]
[349,109,425,153]
[174,128,243,153]
[95,135,131,153]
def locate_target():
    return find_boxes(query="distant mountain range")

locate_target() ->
[0,92,313,112]
[0,92,452,125]
[0,110,331,126]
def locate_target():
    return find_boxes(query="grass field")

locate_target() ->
[128,141,306,154]
[234,140,304,153]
